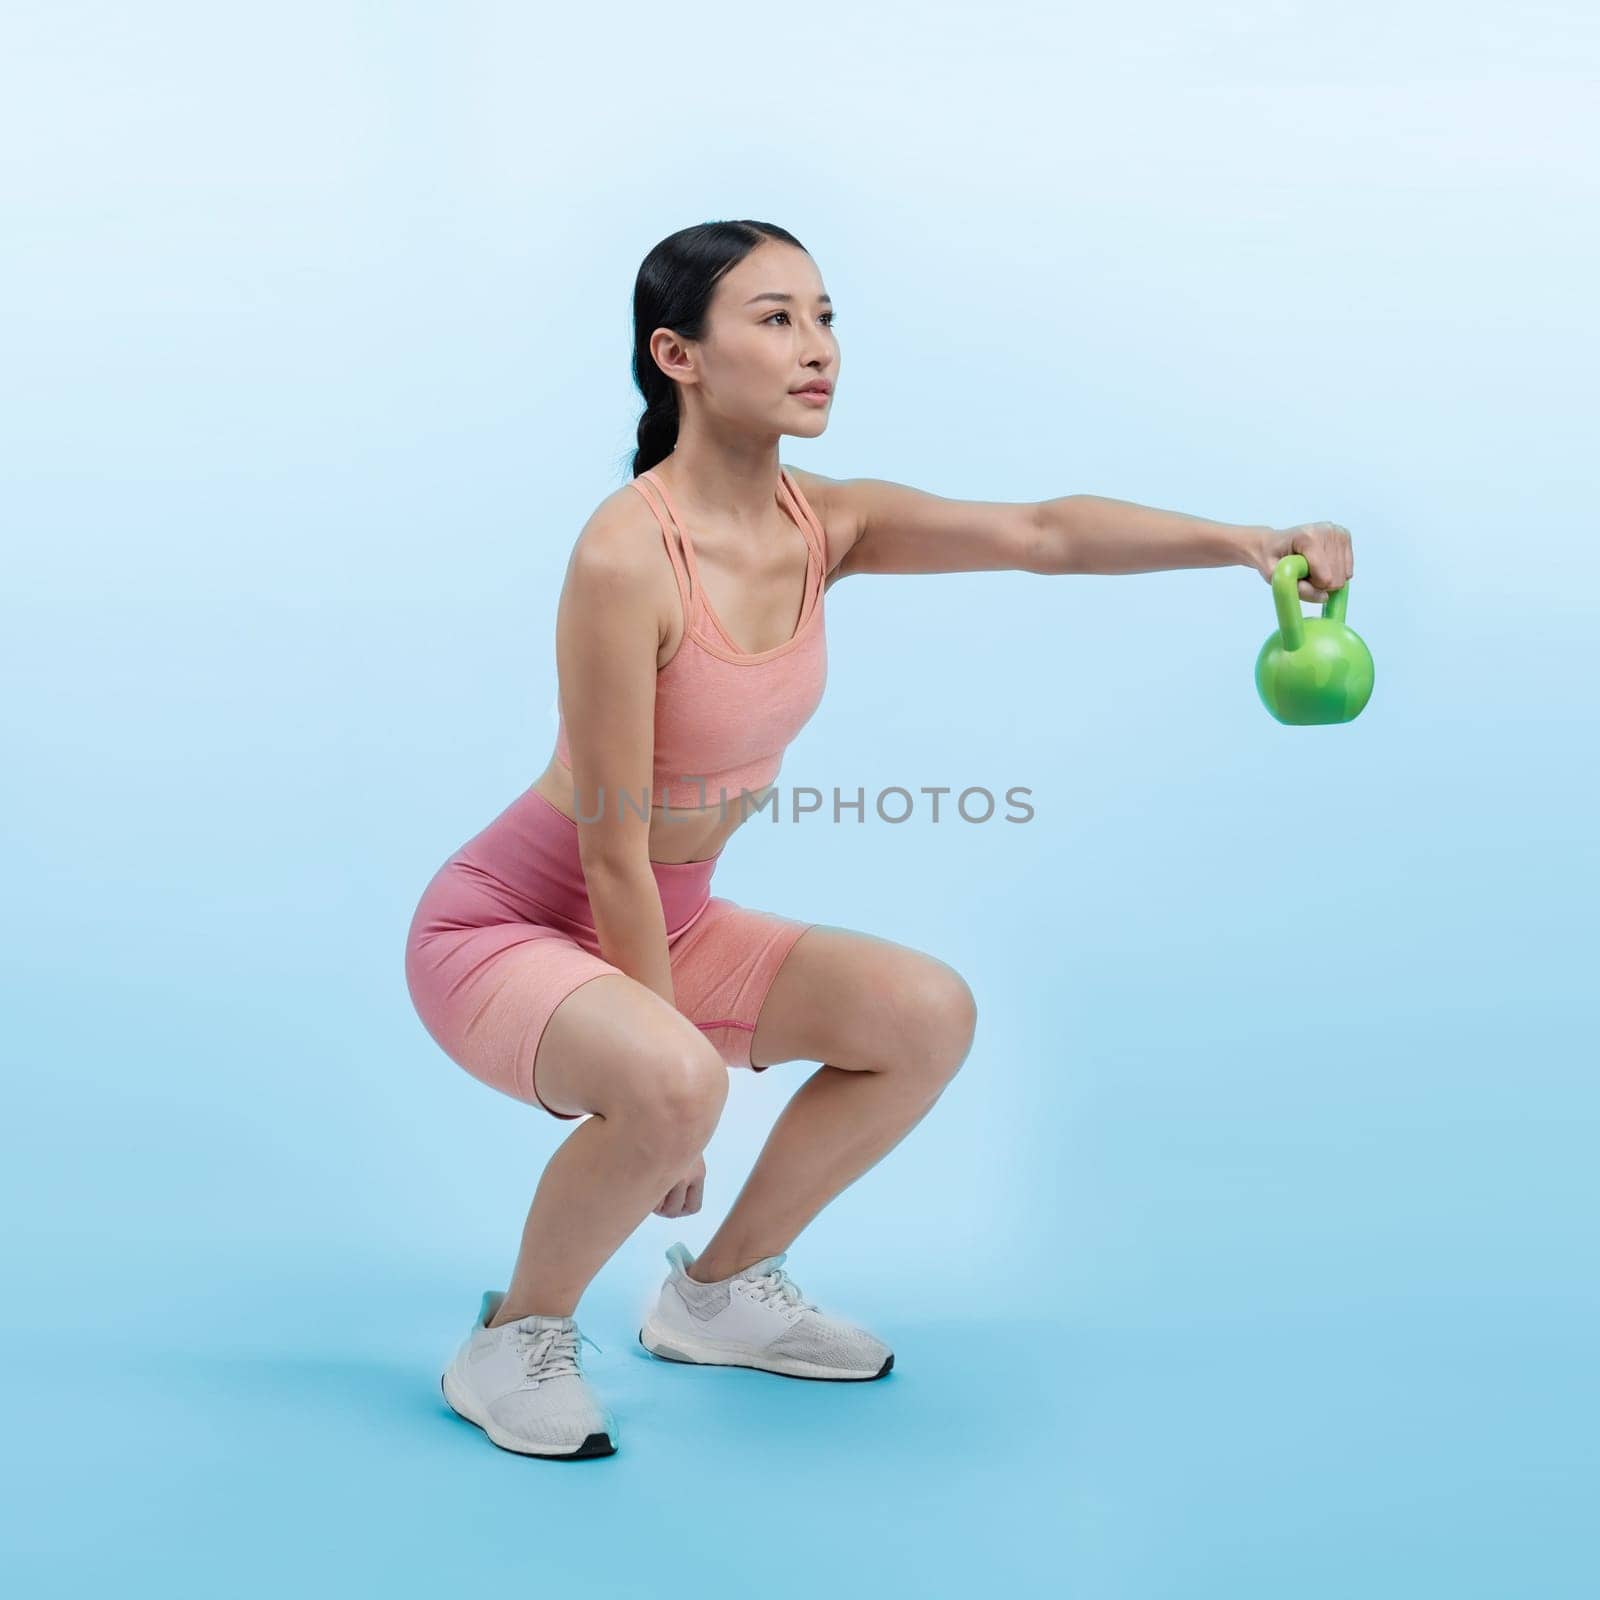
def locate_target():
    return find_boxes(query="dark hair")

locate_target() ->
[626,220,808,478]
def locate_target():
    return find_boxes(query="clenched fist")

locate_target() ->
[652,1154,705,1219]
[1247,521,1354,602]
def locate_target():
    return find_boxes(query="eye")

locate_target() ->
[765,310,838,329]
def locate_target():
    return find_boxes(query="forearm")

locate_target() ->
[583,861,676,1009]
[1037,493,1266,576]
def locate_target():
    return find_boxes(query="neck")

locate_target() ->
[651,432,784,534]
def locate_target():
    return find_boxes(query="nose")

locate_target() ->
[801,328,833,370]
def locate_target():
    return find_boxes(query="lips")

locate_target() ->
[791,385,832,397]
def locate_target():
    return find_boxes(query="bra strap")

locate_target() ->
[636,466,823,652]
[636,470,705,589]
[776,467,827,586]
[629,473,696,623]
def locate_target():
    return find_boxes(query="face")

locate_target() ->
[654,241,838,439]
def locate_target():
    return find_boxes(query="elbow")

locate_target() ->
[577,843,656,899]
[1026,498,1078,575]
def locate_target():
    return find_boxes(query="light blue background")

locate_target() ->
[4,2,1595,1595]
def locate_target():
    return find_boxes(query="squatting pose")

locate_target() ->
[403,219,1355,1460]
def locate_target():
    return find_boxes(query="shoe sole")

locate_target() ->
[638,1315,894,1381]
[440,1367,617,1459]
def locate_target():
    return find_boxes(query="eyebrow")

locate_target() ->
[744,291,833,306]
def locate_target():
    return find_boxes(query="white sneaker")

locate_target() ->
[638,1241,894,1381]
[441,1290,617,1459]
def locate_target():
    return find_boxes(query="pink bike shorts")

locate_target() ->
[403,785,813,1120]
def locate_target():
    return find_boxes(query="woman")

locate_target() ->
[404,220,1355,1461]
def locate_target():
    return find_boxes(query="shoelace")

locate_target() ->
[515,1323,604,1386]
[742,1260,818,1314]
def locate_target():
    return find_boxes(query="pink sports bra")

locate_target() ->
[553,464,829,809]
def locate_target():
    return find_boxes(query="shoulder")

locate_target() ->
[567,479,665,575]
[781,464,864,584]
[561,480,674,623]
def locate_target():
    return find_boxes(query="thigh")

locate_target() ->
[404,920,612,1116]
[531,962,726,1124]
[665,895,816,1070]
[742,921,979,1075]
[406,921,720,1123]
[406,844,732,1120]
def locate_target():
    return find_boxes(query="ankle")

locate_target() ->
[685,1255,751,1285]
[488,1303,574,1328]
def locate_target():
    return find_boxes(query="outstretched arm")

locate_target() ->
[798,470,1352,603]
[1037,492,1261,577]
[1037,494,1353,601]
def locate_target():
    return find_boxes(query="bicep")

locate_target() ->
[832,475,1043,577]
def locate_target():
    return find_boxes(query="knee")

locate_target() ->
[906,962,978,1082]
[622,1036,728,1162]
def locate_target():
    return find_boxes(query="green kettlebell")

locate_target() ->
[1254,554,1374,725]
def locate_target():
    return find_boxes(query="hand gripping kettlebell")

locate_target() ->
[1254,554,1375,725]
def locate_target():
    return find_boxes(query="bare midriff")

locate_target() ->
[530,759,771,865]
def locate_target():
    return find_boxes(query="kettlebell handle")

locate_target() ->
[1272,553,1349,651]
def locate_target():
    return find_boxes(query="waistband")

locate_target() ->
[454,784,718,942]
